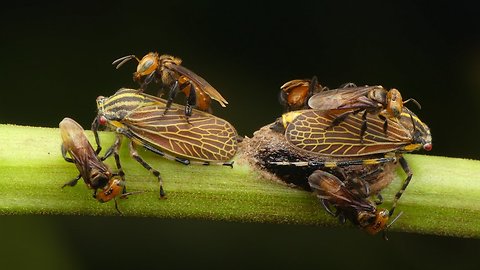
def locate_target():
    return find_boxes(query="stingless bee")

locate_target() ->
[112,52,228,117]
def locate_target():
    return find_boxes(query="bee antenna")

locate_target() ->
[119,190,146,199]
[382,211,404,240]
[112,55,140,69]
[403,98,422,110]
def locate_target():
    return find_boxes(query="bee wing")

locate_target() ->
[60,117,107,175]
[307,86,380,110]
[285,110,412,156]
[280,79,311,91]
[121,102,238,162]
[308,170,375,212]
[164,62,228,107]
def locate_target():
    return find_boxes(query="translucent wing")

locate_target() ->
[307,86,381,111]
[308,170,376,213]
[165,62,228,107]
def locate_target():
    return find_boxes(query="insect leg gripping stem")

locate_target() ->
[389,156,412,216]
[128,141,166,198]
[91,117,102,155]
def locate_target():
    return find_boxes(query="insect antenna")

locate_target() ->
[382,211,404,240]
[112,55,140,69]
[403,98,422,110]
[113,190,147,214]
[119,190,146,199]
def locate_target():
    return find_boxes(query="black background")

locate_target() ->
[1,1,480,269]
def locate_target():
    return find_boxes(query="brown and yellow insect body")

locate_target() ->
[113,52,228,115]
[60,117,131,212]
[60,117,117,192]
[307,85,421,141]
[280,76,325,112]
[271,106,431,220]
[93,88,238,197]
[96,88,238,162]
[308,170,391,235]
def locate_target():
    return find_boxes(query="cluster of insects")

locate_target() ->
[268,77,431,237]
[61,52,237,212]
[59,51,432,237]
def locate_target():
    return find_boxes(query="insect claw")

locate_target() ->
[159,186,166,198]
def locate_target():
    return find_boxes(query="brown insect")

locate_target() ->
[60,117,137,213]
[279,76,325,112]
[112,52,228,117]
[270,107,432,216]
[307,84,421,142]
[308,170,401,237]
[92,88,238,198]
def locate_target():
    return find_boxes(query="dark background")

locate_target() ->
[1,1,480,269]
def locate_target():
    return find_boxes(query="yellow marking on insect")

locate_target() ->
[281,111,303,128]
[363,159,382,165]
[324,161,338,168]
[110,121,125,129]
[403,144,421,152]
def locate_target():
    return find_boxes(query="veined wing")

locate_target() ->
[285,110,412,157]
[307,86,381,110]
[122,103,238,162]
[165,62,228,107]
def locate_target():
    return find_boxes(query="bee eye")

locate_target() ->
[91,174,109,189]
[137,59,154,73]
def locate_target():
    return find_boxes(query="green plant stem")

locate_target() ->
[1,124,480,238]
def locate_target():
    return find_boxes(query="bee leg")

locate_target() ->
[374,193,384,205]
[164,80,180,116]
[61,144,74,163]
[359,110,368,143]
[101,135,122,161]
[137,72,156,92]
[111,136,125,180]
[328,111,352,130]
[339,82,357,88]
[184,83,197,119]
[91,117,102,155]
[278,88,290,112]
[128,141,166,198]
[320,199,337,217]
[378,114,388,135]
[308,170,341,217]
[389,156,412,216]
[304,76,319,109]
[357,166,387,196]
[351,176,370,197]
[62,174,81,188]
